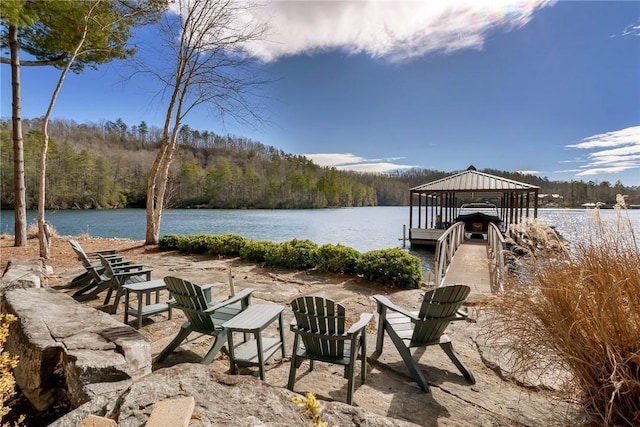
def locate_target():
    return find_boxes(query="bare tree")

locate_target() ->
[144,0,269,244]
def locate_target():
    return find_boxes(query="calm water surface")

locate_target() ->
[2,207,638,273]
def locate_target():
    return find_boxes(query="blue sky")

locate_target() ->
[1,0,639,186]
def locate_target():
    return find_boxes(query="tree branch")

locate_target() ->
[0,53,67,66]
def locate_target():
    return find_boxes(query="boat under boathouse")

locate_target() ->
[408,167,540,246]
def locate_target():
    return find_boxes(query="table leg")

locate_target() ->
[278,312,286,358]
[227,331,237,375]
[137,292,143,329]
[256,331,265,381]
[124,290,130,325]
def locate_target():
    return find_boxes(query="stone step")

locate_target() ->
[145,396,195,427]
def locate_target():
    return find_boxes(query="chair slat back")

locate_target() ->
[413,284,470,344]
[164,276,215,331]
[291,296,346,357]
[70,239,93,268]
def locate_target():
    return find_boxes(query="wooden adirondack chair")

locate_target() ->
[156,276,254,364]
[98,255,152,314]
[69,240,129,301]
[287,296,373,405]
[373,284,475,392]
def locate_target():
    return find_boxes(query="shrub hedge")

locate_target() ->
[239,240,278,263]
[317,243,361,275]
[158,233,423,288]
[265,239,319,270]
[356,248,422,289]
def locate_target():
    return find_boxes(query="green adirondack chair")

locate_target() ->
[70,239,128,301]
[287,296,373,405]
[156,276,254,364]
[373,284,475,392]
[98,254,152,313]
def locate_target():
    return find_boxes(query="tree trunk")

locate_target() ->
[37,0,97,258]
[38,114,51,259]
[145,131,178,245]
[9,25,27,247]
[145,138,169,245]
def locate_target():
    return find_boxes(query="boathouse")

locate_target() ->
[409,167,539,246]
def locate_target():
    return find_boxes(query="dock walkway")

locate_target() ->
[441,240,494,296]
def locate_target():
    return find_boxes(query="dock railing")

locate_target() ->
[434,221,465,286]
[487,222,506,292]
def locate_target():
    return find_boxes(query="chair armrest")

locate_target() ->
[453,309,468,321]
[86,249,118,256]
[347,312,373,335]
[104,259,129,267]
[112,264,146,272]
[112,268,153,278]
[205,288,253,313]
[373,295,420,321]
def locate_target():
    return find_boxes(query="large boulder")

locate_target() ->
[2,287,151,411]
[52,363,419,427]
[0,258,46,290]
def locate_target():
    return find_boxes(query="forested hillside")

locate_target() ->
[1,118,638,210]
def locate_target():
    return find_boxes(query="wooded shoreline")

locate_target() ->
[2,118,638,211]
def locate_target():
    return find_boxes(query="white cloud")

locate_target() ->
[617,21,640,37]
[238,0,555,63]
[567,126,640,149]
[565,126,640,179]
[516,170,540,175]
[303,152,416,173]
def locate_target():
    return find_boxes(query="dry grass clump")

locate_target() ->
[25,222,58,239]
[489,207,639,426]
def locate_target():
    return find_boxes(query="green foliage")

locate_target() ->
[206,233,247,256]
[239,240,278,262]
[177,234,217,254]
[317,243,361,274]
[158,234,184,251]
[1,0,167,72]
[264,239,319,270]
[1,118,638,210]
[168,233,247,256]
[356,248,422,289]
[161,233,424,287]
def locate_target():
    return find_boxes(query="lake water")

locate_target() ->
[2,207,638,273]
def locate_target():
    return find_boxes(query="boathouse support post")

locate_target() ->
[409,192,414,230]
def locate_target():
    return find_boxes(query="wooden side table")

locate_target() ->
[122,279,172,329]
[223,304,286,381]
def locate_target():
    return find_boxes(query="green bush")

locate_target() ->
[177,234,218,254]
[206,233,248,256]
[317,243,361,274]
[222,234,249,255]
[162,233,422,289]
[356,248,422,289]
[239,240,279,262]
[265,239,319,270]
[158,234,184,251]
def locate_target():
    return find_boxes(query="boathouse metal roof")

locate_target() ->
[410,169,539,193]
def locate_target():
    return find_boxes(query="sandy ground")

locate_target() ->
[0,235,587,426]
